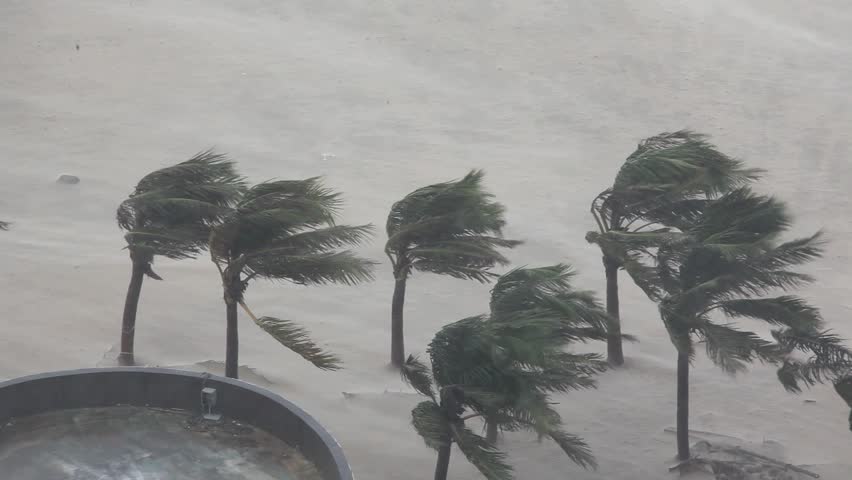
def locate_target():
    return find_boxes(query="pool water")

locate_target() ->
[0,406,322,480]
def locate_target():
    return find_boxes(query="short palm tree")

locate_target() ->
[591,187,851,460]
[483,264,611,442]
[402,314,604,480]
[587,130,762,365]
[116,151,244,365]
[209,177,375,379]
[386,170,520,367]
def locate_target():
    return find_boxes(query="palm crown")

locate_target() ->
[587,130,763,366]
[598,187,851,386]
[402,268,609,480]
[386,169,520,281]
[591,130,762,236]
[210,177,375,374]
[489,264,611,342]
[117,151,245,274]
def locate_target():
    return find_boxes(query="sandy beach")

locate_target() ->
[2,1,851,478]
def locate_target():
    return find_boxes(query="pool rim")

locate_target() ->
[0,367,354,480]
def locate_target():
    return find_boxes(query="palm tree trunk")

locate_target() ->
[119,258,146,366]
[391,276,407,367]
[603,255,624,366]
[433,443,452,480]
[486,421,498,444]
[677,351,690,460]
[225,298,239,378]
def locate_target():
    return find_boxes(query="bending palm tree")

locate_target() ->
[592,187,852,460]
[386,170,520,367]
[483,264,611,442]
[116,151,244,365]
[402,313,603,480]
[209,178,375,379]
[587,130,761,365]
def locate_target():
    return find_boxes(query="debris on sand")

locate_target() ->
[56,174,80,185]
[670,441,820,479]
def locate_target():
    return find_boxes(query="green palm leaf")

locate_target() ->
[401,355,436,400]
[548,430,597,469]
[252,316,341,370]
[411,401,451,450]
[716,296,823,331]
[698,322,777,374]
[452,425,513,480]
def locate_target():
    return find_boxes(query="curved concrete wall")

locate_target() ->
[0,367,353,480]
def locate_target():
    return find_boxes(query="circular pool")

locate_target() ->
[0,368,353,480]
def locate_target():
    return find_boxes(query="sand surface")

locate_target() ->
[1,1,851,478]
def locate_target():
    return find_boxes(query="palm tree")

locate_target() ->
[116,151,244,365]
[587,130,762,366]
[209,177,375,379]
[483,264,611,442]
[591,187,851,460]
[402,314,604,480]
[386,170,520,367]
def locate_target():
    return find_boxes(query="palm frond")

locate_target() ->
[239,178,341,216]
[775,330,852,392]
[548,430,597,470]
[716,296,823,331]
[452,424,514,480]
[699,322,778,374]
[273,224,374,251]
[134,150,245,194]
[401,355,436,400]
[411,401,451,450]
[253,316,342,370]
[124,227,210,260]
[244,250,376,285]
[489,264,576,316]
[694,188,790,245]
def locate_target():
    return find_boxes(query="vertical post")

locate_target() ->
[391,275,407,367]
[677,352,690,460]
[604,255,624,366]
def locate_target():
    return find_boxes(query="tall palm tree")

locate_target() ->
[116,151,244,365]
[402,313,604,480]
[386,170,520,367]
[483,264,611,442]
[587,130,762,366]
[591,187,851,460]
[209,177,375,379]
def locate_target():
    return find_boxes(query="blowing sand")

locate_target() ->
[1,1,851,478]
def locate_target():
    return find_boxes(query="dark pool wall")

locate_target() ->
[0,367,353,480]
